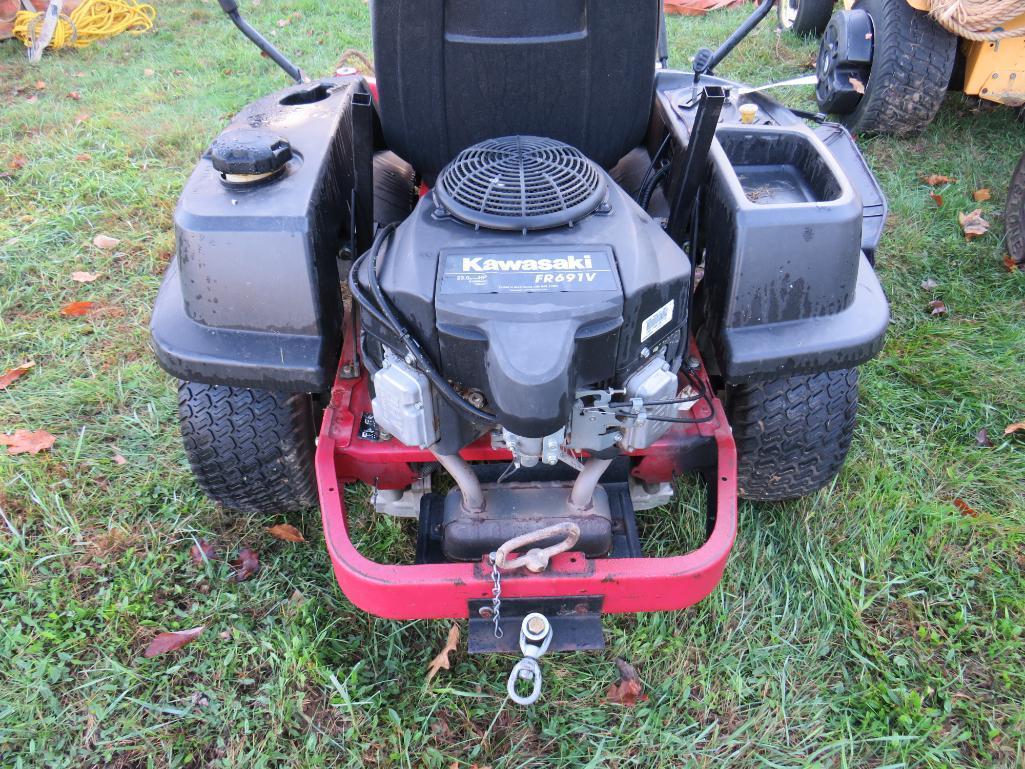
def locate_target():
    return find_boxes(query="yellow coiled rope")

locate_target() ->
[929,0,1025,41]
[13,0,155,50]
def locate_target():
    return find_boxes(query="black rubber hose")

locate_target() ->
[359,226,498,425]
[638,163,672,210]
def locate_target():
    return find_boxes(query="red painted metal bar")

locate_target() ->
[316,349,738,621]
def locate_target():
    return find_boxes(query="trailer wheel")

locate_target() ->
[778,0,834,37]
[1006,153,1025,267]
[178,381,319,514]
[726,369,859,501]
[817,0,957,136]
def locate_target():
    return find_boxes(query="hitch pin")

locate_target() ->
[507,613,552,706]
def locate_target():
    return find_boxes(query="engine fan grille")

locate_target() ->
[434,136,607,231]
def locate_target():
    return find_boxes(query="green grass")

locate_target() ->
[2,2,1024,767]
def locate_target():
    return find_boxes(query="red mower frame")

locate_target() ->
[316,307,738,621]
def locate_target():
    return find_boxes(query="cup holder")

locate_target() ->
[280,82,332,106]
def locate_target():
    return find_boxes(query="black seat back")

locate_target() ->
[371,0,660,182]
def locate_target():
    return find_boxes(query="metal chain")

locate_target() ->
[488,552,503,638]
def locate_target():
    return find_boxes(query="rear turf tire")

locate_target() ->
[178,382,318,514]
[778,0,834,37]
[727,369,859,502]
[840,0,957,135]
[1006,153,1025,267]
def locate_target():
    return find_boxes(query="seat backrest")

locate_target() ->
[371,0,660,182]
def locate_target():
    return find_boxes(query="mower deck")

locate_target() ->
[315,335,738,623]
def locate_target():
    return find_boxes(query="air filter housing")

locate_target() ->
[434,136,607,232]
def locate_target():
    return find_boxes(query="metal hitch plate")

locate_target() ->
[468,595,605,654]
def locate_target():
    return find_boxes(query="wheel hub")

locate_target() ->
[815,9,874,115]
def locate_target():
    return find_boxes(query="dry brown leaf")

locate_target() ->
[606,658,648,706]
[849,77,865,94]
[8,154,27,171]
[975,428,993,447]
[0,361,34,390]
[1003,255,1019,273]
[35,80,46,90]
[71,271,99,283]
[75,153,92,162]
[266,523,305,542]
[958,209,990,239]
[972,188,991,202]
[426,623,460,683]
[1,429,56,455]
[143,68,155,76]
[230,547,260,581]
[60,301,100,317]
[920,278,939,291]
[67,91,81,100]
[953,498,978,518]
[143,626,205,658]
[929,192,943,208]
[1005,422,1025,436]
[74,112,90,124]
[190,538,218,565]
[112,452,127,465]
[92,233,119,249]
[927,300,947,316]
[922,174,957,186]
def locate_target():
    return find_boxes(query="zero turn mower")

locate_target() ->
[151,0,890,703]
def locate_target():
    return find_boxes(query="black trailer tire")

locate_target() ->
[842,0,957,135]
[727,369,859,502]
[1006,153,1025,267]
[178,382,319,514]
[778,0,834,37]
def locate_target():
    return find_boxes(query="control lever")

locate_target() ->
[216,0,304,83]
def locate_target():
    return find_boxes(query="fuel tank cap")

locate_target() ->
[209,127,293,182]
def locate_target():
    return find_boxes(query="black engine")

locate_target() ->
[357,136,692,457]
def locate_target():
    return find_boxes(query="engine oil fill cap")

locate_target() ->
[210,127,293,183]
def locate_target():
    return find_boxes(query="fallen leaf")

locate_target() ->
[606,658,648,706]
[922,174,957,186]
[426,623,460,683]
[25,94,38,104]
[190,538,218,565]
[230,547,260,581]
[1003,255,1019,273]
[35,80,46,90]
[0,429,56,455]
[1005,422,1025,436]
[75,153,92,162]
[60,301,100,317]
[953,498,978,517]
[975,428,993,447]
[74,112,90,124]
[143,68,155,76]
[920,278,939,291]
[0,361,34,390]
[92,233,119,249]
[929,192,943,208]
[266,523,305,542]
[958,209,990,239]
[849,77,865,94]
[71,271,99,283]
[277,17,289,26]
[143,626,205,658]
[927,300,947,316]
[67,91,81,100]
[8,154,27,171]
[112,452,126,465]
[972,188,991,202]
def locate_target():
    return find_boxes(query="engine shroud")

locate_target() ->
[361,137,691,439]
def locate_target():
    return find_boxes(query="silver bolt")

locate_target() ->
[640,347,651,359]
[404,353,416,366]
[526,615,547,636]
